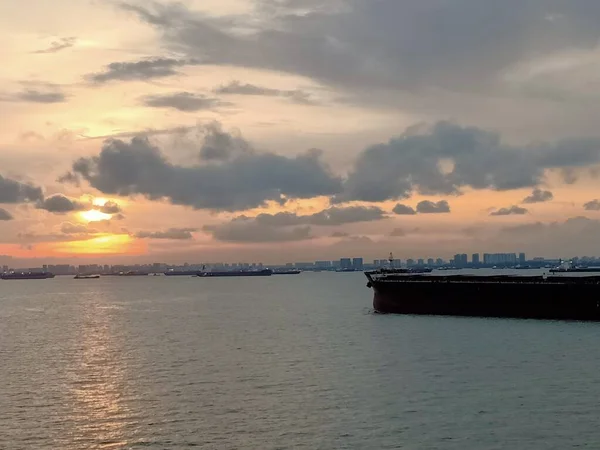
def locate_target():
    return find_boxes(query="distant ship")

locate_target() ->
[273,269,302,275]
[1,272,55,280]
[549,261,600,273]
[74,274,100,279]
[195,268,273,277]
[164,270,197,276]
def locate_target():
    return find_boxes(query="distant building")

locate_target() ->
[352,258,364,270]
[417,259,424,266]
[472,253,480,265]
[436,258,444,266]
[315,261,331,269]
[427,258,434,266]
[453,254,468,267]
[340,258,352,270]
[407,259,415,267]
[483,253,517,265]
[519,253,526,264]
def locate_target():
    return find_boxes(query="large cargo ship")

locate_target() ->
[365,271,600,321]
[196,269,273,277]
[1,272,55,280]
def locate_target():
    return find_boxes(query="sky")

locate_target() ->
[2,0,600,265]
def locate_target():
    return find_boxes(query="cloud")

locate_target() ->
[392,203,417,215]
[37,194,87,214]
[227,205,386,228]
[61,128,342,212]
[584,199,600,211]
[215,81,315,104]
[120,0,600,99]
[135,228,196,240]
[0,175,44,203]
[522,188,554,204]
[203,220,313,243]
[390,228,406,237]
[338,122,600,203]
[416,200,451,214]
[0,208,13,221]
[199,122,252,161]
[490,205,529,216]
[142,92,224,112]
[331,231,349,238]
[88,57,198,83]
[497,217,600,255]
[60,222,97,235]
[33,37,76,54]
[97,201,122,214]
[0,89,67,104]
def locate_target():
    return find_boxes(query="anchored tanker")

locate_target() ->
[365,271,600,321]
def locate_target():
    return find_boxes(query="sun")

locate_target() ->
[80,209,112,222]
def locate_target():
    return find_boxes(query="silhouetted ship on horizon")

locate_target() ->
[1,271,55,280]
[195,268,273,277]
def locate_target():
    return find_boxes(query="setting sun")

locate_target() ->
[80,209,112,222]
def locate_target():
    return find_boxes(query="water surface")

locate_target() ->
[1,272,599,449]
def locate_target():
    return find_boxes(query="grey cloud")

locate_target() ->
[522,189,554,204]
[37,194,86,214]
[490,205,529,216]
[0,89,67,104]
[390,228,406,237]
[60,222,97,235]
[203,220,313,243]
[33,37,76,54]
[584,199,600,211]
[61,130,342,212]
[0,208,13,221]
[88,57,198,83]
[0,175,44,203]
[199,122,252,161]
[497,217,600,255]
[416,200,451,214]
[331,231,349,237]
[392,204,416,215]
[236,205,386,228]
[215,81,315,104]
[338,122,600,203]
[142,92,224,112]
[98,201,122,214]
[135,228,196,240]
[121,1,600,96]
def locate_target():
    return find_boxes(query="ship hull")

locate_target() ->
[196,269,273,277]
[1,273,55,280]
[370,278,600,321]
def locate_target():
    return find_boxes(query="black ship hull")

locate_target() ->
[368,275,600,321]
[196,269,273,277]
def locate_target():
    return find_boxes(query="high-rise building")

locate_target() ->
[352,258,364,270]
[519,253,526,264]
[427,258,434,266]
[407,259,415,267]
[472,253,480,265]
[340,258,352,269]
[436,258,444,266]
[417,258,424,266]
[453,254,468,267]
[483,253,517,265]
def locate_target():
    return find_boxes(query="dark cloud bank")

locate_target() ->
[59,121,600,220]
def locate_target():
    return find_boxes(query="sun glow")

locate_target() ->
[80,209,112,222]
[56,234,145,255]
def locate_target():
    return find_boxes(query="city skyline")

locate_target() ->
[3,1,600,263]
